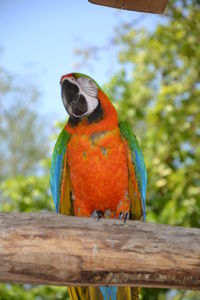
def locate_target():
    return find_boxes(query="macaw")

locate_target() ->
[50,73,147,300]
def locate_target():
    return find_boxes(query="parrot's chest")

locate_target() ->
[66,128,129,216]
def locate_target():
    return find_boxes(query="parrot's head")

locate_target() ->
[60,73,103,125]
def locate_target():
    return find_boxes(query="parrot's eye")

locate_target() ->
[77,77,98,97]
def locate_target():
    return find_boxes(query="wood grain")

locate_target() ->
[88,0,168,14]
[0,212,200,289]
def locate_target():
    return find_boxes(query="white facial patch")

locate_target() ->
[77,77,99,116]
[63,76,99,117]
[80,89,99,116]
[77,76,98,97]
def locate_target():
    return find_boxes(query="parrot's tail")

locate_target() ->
[68,286,140,300]
[99,287,117,300]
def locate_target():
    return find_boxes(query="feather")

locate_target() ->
[119,121,147,221]
[100,287,117,300]
[50,128,71,212]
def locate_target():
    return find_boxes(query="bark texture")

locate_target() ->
[88,0,168,14]
[0,212,200,289]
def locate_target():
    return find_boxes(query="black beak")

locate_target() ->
[61,79,88,117]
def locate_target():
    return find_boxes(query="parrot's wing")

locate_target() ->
[50,127,72,214]
[119,122,147,221]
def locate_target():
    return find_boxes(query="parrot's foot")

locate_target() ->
[119,211,130,223]
[91,210,104,220]
[116,194,131,223]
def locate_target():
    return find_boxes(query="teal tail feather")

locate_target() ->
[100,287,117,300]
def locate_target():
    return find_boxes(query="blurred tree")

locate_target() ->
[0,174,52,212]
[0,64,69,299]
[1,0,200,299]
[104,0,200,228]
[0,284,68,300]
[101,0,200,299]
[0,65,48,179]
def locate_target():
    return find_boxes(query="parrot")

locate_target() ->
[50,73,147,300]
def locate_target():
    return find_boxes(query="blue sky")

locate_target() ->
[0,0,162,124]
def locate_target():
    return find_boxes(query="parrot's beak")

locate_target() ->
[61,78,88,118]
[60,73,73,85]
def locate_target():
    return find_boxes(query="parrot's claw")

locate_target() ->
[91,210,104,220]
[119,211,130,223]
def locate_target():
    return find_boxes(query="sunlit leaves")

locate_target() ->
[0,174,53,212]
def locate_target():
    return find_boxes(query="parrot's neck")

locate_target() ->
[65,89,118,135]
[68,100,103,128]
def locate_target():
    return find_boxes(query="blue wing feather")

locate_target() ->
[50,128,71,212]
[119,122,147,221]
[134,144,147,220]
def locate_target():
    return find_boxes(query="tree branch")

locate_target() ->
[0,212,200,290]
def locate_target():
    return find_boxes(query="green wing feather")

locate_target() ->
[50,124,141,300]
[50,127,71,213]
[119,121,147,221]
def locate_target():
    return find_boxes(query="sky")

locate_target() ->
[0,0,163,124]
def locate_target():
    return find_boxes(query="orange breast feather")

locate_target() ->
[66,128,129,217]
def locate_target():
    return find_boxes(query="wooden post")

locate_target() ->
[88,0,168,14]
[0,212,200,289]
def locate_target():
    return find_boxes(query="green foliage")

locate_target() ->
[106,2,200,229]
[170,290,200,300]
[0,284,68,300]
[1,0,200,299]
[0,65,48,180]
[103,1,200,299]
[0,172,69,300]
[0,65,68,299]
[0,174,53,212]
